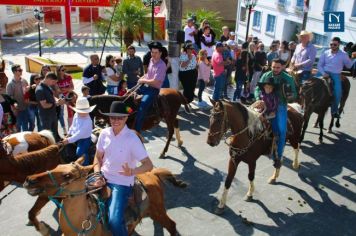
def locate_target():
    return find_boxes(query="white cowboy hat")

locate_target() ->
[297,30,313,37]
[69,97,96,114]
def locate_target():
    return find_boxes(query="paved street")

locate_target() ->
[0,40,355,236]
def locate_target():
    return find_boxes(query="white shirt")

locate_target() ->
[184,25,196,43]
[179,53,197,71]
[201,34,214,57]
[67,113,93,143]
[96,125,148,186]
[104,67,119,86]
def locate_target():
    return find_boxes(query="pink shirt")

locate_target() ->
[96,125,148,186]
[146,58,167,89]
[197,61,211,82]
[212,51,224,77]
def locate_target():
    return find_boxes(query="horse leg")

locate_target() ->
[244,161,256,202]
[328,116,334,133]
[299,112,311,143]
[292,143,300,170]
[174,119,183,147]
[215,158,241,215]
[150,208,177,236]
[159,117,175,159]
[28,196,50,236]
[268,159,282,184]
[318,114,325,144]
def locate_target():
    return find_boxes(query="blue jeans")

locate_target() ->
[76,137,92,166]
[233,79,244,101]
[197,80,206,102]
[127,81,137,89]
[271,104,287,160]
[28,105,42,131]
[161,74,170,88]
[107,85,118,95]
[300,71,311,84]
[107,183,132,236]
[327,72,342,115]
[212,73,226,101]
[135,86,160,132]
[16,108,30,132]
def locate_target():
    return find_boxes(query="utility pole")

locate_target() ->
[302,0,309,30]
[166,0,182,89]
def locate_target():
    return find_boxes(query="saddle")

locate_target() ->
[133,93,170,124]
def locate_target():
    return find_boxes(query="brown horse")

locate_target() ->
[3,130,55,155]
[313,76,351,133]
[0,143,62,235]
[207,100,303,214]
[0,59,8,90]
[24,158,186,236]
[89,88,190,158]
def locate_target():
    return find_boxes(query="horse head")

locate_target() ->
[24,157,93,197]
[207,99,229,147]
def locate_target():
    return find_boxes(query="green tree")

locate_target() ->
[185,9,223,37]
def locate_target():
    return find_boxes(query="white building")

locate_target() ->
[235,0,356,47]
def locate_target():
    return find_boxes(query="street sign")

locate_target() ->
[324,11,345,32]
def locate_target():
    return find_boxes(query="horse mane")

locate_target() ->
[8,144,60,175]
[229,101,264,136]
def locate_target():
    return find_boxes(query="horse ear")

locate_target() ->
[209,97,216,106]
[83,164,94,173]
[75,156,85,165]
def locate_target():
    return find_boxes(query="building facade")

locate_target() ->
[235,0,356,47]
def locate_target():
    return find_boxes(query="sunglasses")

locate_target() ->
[330,43,338,47]
[110,116,127,121]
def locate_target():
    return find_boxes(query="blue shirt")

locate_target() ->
[317,49,353,75]
[291,42,317,71]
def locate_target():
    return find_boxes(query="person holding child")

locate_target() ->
[104,55,121,95]
[62,97,96,166]
[257,77,279,119]
[197,49,211,108]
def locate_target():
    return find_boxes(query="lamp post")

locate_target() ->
[33,8,44,57]
[244,0,257,42]
[143,0,162,41]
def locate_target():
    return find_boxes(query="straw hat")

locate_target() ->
[297,30,313,40]
[69,97,96,114]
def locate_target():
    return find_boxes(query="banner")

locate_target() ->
[0,0,113,7]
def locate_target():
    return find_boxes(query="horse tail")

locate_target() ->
[38,130,55,145]
[177,91,190,113]
[152,168,187,188]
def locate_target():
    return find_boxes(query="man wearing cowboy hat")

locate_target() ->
[290,30,317,84]
[62,97,96,165]
[93,101,153,236]
[135,42,166,133]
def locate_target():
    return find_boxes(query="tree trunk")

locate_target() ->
[166,0,182,89]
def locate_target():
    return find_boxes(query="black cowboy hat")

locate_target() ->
[257,76,278,90]
[100,101,135,117]
[183,42,194,50]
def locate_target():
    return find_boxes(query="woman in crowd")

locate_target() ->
[279,40,291,68]
[179,43,198,103]
[104,55,121,95]
[28,74,42,131]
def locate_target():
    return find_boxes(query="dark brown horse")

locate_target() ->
[0,59,8,90]
[313,76,351,133]
[89,88,190,158]
[207,100,303,214]
[0,143,62,235]
[24,158,186,236]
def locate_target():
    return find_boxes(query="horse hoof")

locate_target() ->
[159,153,166,159]
[214,206,225,215]
[244,195,253,202]
[26,220,34,226]
[336,123,340,128]
[268,178,276,184]
[178,140,183,147]
[318,139,323,144]
[313,124,318,128]
[327,129,332,134]
[292,163,300,170]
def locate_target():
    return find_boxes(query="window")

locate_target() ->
[352,2,356,17]
[323,0,336,12]
[266,14,276,33]
[253,11,261,29]
[6,6,32,16]
[312,33,328,46]
[278,0,287,4]
[240,7,247,22]
[296,0,304,8]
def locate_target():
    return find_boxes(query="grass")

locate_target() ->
[69,71,83,80]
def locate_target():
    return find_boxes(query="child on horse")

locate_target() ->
[257,76,279,119]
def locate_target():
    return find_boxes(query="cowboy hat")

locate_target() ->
[100,101,135,117]
[297,30,313,37]
[69,97,96,114]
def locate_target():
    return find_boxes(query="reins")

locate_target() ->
[120,83,143,104]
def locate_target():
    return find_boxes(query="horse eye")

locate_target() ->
[63,173,71,179]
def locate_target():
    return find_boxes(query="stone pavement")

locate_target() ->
[0,39,355,236]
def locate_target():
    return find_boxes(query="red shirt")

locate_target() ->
[57,74,73,96]
[212,51,224,77]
